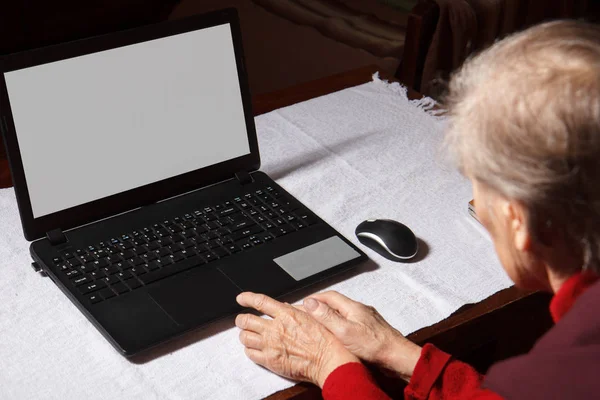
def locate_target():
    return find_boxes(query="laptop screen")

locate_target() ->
[4,23,250,219]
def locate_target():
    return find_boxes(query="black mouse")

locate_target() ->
[355,219,418,261]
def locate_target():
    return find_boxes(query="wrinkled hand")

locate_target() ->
[303,291,422,382]
[235,292,359,387]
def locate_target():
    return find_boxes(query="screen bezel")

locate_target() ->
[0,9,260,241]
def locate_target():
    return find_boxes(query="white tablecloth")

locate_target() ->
[0,75,512,399]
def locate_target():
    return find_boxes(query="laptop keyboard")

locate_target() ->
[51,186,319,304]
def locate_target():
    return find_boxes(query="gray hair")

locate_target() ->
[444,20,600,274]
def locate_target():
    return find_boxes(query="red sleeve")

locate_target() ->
[322,362,391,400]
[405,344,503,400]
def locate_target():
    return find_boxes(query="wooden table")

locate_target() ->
[252,65,554,399]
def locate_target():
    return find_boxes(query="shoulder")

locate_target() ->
[484,280,600,398]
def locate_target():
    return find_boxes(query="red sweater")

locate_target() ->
[322,272,599,400]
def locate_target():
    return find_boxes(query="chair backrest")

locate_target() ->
[397,0,597,97]
[395,0,439,92]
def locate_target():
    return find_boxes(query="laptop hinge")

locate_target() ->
[235,170,254,185]
[46,228,68,246]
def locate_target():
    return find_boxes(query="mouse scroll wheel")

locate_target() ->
[367,219,376,222]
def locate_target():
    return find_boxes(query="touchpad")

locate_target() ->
[148,268,241,326]
[274,236,361,281]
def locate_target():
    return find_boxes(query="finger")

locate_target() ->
[309,291,360,318]
[236,292,288,317]
[303,297,349,336]
[239,330,263,350]
[244,347,267,366]
[235,313,269,333]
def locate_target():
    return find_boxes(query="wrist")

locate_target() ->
[316,348,360,388]
[379,334,422,383]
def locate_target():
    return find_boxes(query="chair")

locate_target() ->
[406,0,597,97]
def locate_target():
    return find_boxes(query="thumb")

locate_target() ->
[304,297,347,335]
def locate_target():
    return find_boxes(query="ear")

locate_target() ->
[502,201,531,252]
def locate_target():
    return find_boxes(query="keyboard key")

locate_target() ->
[89,270,106,280]
[205,221,220,230]
[107,254,122,264]
[131,266,147,276]
[80,263,97,273]
[102,275,120,286]
[80,280,107,295]
[115,261,133,271]
[52,257,62,265]
[104,266,121,275]
[217,218,231,227]
[274,217,286,226]
[99,288,116,300]
[79,254,94,264]
[194,224,208,234]
[66,269,81,279]
[181,221,194,229]
[133,246,148,256]
[58,262,71,272]
[231,220,255,232]
[107,246,121,255]
[146,241,160,251]
[219,207,237,217]
[183,248,198,258]
[61,252,75,260]
[172,233,185,242]
[92,259,109,269]
[226,244,242,253]
[111,282,129,294]
[213,247,228,258]
[170,252,185,263]
[181,239,195,249]
[87,293,103,304]
[196,232,210,242]
[93,249,108,259]
[160,256,174,266]
[206,240,221,250]
[261,233,275,242]
[146,261,161,271]
[182,229,196,239]
[201,252,217,263]
[120,250,135,260]
[72,275,92,286]
[296,212,318,226]
[262,222,275,230]
[167,244,183,253]
[291,221,306,230]
[133,237,148,246]
[169,224,183,233]
[139,256,205,285]
[157,247,171,257]
[231,225,263,241]
[124,278,142,290]
[141,253,158,263]
[117,270,133,280]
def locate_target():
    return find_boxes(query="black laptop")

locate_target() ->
[0,9,366,357]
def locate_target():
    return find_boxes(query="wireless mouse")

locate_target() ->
[355,219,418,261]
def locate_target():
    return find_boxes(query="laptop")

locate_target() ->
[0,9,366,357]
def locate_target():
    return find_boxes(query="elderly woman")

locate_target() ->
[235,20,600,399]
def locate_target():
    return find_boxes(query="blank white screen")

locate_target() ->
[5,23,250,218]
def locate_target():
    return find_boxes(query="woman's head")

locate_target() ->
[445,20,600,290]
